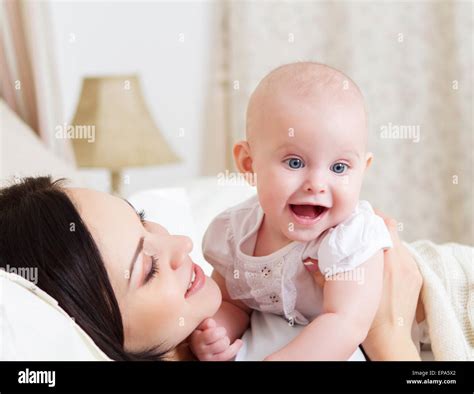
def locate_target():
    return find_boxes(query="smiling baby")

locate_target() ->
[190,62,392,361]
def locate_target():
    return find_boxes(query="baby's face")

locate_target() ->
[250,92,370,243]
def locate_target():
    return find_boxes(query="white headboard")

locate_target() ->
[0,100,84,187]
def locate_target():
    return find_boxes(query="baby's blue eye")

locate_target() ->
[330,162,348,174]
[285,158,305,169]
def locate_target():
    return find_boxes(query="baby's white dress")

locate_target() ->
[203,195,393,325]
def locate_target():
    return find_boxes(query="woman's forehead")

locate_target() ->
[67,188,136,225]
[66,187,144,292]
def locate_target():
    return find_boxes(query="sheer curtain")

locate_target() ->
[213,0,472,244]
[0,0,74,163]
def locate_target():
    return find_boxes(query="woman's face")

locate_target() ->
[67,188,222,354]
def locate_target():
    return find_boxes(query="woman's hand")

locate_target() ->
[367,212,422,331]
[304,210,423,360]
[362,210,423,360]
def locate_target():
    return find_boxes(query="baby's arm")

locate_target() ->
[210,270,252,343]
[264,251,384,361]
[189,270,251,361]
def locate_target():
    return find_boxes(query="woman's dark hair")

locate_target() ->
[0,176,187,361]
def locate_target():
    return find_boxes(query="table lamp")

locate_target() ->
[70,75,179,194]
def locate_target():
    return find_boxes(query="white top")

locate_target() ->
[203,196,392,325]
[236,310,367,361]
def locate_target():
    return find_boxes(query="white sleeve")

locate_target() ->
[202,210,235,278]
[318,201,392,277]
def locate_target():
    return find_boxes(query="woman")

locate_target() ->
[0,176,423,361]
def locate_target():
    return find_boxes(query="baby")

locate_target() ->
[190,62,393,361]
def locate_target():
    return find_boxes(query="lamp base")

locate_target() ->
[111,170,122,195]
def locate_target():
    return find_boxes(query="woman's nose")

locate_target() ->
[168,235,193,270]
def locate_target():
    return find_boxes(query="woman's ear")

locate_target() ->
[233,141,256,186]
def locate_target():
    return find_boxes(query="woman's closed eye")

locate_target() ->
[137,209,146,225]
[144,254,160,284]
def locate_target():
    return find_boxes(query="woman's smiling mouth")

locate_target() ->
[185,263,205,298]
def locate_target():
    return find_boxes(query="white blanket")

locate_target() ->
[405,240,473,361]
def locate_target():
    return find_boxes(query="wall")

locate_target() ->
[50,1,217,195]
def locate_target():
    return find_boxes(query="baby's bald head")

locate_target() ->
[234,63,372,244]
[246,62,367,145]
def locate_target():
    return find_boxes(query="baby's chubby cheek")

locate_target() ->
[330,186,360,224]
[255,174,289,211]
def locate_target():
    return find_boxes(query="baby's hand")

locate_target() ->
[189,318,243,361]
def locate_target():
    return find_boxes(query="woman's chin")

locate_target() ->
[187,275,222,316]
[205,276,222,313]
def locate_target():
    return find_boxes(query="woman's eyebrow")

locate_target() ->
[129,236,144,284]
[121,198,146,284]
[123,198,139,216]
[123,199,146,225]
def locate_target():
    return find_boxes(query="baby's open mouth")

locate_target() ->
[290,204,328,220]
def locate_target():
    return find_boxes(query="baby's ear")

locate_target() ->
[365,152,374,169]
[233,141,255,185]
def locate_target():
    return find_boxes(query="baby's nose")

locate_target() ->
[304,180,327,193]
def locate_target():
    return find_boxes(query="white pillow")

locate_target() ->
[0,270,109,361]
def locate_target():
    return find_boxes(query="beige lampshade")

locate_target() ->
[71,75,179,171]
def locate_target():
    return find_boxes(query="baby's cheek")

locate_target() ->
[258,190,282,220]
[257,171,288,205]
[333,186,359,220]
